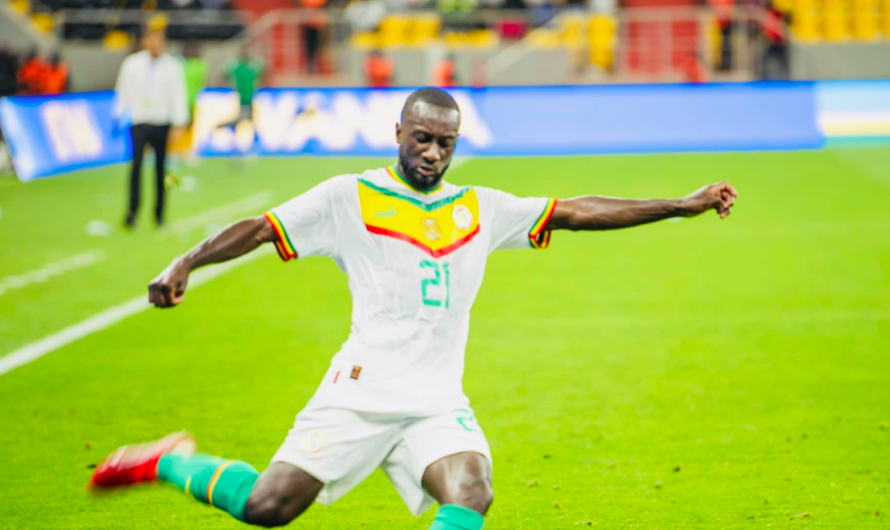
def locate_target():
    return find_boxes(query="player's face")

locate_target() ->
[396,102,460,191]
[144,32,165,58]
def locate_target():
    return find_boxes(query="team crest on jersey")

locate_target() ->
[452,205,473,231]
[297,429,326,454]
[421,217,443,242]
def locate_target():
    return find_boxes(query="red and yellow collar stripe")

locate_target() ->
[529,198,557,249]
[386,165,443,195]
[264,211,298,262]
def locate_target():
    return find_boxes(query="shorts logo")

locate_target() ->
[350,365,362,380]
[452,205,473,231]
[298,429,326,454]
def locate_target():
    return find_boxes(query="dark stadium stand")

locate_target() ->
[37,0,245,41]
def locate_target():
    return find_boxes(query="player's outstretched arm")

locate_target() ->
[546,182,738,231]
[148,217,276,308]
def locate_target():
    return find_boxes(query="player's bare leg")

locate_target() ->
[422,451,493,529]
[242,462,323,527]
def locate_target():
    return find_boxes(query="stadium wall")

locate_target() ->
[2,81,888,181]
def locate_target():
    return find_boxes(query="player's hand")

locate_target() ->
[148,259,189,308]
[680,182,738,219]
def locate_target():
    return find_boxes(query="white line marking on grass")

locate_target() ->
[169,192,274,234]
[0,251,107,297]
[0,246,272,377]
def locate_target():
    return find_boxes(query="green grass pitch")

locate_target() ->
[1,149,889,529]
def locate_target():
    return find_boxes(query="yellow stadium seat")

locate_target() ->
[773,0,793,13]
[468,29,497,48]
[408,15,440,46]
[351,31,379,49]
[708,18,722,68]
[561,15,585,49]
[31,12,53,33]
[821,0,850,40]
[880,0,890,36]
[588,15,616,69]
[11,0,29,14]
[104,30,131,49]
[379,15,410,47]
[444,32,468,50]
[528,29,561,50]
[792,0,820,40]
[852,0,879,40]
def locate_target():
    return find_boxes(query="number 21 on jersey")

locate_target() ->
[419,260,450,308]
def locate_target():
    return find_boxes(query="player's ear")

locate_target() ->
[395,122,402,144]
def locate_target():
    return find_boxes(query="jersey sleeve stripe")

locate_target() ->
[528,198,557,249]
[264,211,298,261]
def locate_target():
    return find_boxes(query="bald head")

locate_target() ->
[400,88,460,123]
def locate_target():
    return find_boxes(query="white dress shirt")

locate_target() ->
[114,50,188,127]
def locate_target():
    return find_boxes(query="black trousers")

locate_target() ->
[128,123,170,225]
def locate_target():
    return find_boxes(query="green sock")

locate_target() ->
[429,504,485,530]
[157,452,259,522]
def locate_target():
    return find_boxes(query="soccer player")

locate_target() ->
[222,44,263,130]
[89,88,737,529]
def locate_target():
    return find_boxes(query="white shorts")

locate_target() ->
[271,403,492,516]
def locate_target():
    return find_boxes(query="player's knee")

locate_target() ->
[446,477,494,515]
[243,491,300,528]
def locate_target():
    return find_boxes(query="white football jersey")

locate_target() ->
[266,165,556,416]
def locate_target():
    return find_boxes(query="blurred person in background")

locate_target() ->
[432,53,457,87]
[301,0,328,74]
[0,44,19,98]
[760,0,789,80]
[115,28,188,230]
[710,0,735,71]
[178,40,208,163]
[344,0,386,33]
[41,53,70,95]
[364,49,394,88]
[223,44,264,128]
[438,0,479,32]
[17,48,47,95]
[182,40,208,126]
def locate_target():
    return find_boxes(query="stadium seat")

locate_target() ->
[588,14,616,69]
[879,0,890,37]
[351,31,379,50]
[103,29,132,48]
[31,12,54,33]
[11,0,30,14]
[822,0,850,40]
[409,15,441,47]
[560,15,586,50]
[468,29,496,48]
[527,29,561,50]
[791,0,819,41]
[379,15,410,47]
[852,0,879,40]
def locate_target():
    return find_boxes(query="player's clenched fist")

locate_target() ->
[681,182,738,219]
[148,260,189,308]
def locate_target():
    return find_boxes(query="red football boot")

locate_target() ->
[88,431,196,489]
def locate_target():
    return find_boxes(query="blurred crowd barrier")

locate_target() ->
[3,81,889,181]
[4,1,890,88]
